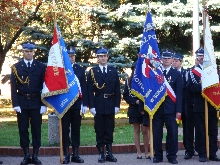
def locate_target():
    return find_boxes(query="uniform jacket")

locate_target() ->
[87,65,121,114]
[70,63,88,110]
[123,79,142,118]
[157,67,182,114]
[10,60,46,109]
[188,65,216,112]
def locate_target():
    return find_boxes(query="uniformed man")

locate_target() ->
[87,47,121,163]
[61,47,88,164]
[152,50,182,164]
[172,53,188,157]
[10,41,46,165]
[184,59,199,159]
[187,47,220,162]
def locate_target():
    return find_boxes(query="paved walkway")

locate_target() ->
[1,150,220,165]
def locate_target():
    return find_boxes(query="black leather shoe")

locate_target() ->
[210,155,220,161]
[0,160,2,164]
[71,155,84,163]
[21,154,32,165]
[152,157,163,163]
[199,157,206,162]
[106,153,117,162]
[184,153,192,159]
[168,159,178,164]
[98,153,105,163]
[63,154,70,164]
[32,154,42,165]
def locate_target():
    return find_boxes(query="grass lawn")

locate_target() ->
[0,120,183,147]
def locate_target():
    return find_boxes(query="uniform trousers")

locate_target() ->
[94,113,115,148]
[17,109,42,149]
[184,103,195,155]
[62,109,82,148]
[153,112,178,160]
[194,111,218,158]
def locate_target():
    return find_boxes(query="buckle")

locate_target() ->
[103,94,108,98]
[26,94,31,99]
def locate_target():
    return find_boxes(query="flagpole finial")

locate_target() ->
[147,0,151,11]
[52,0,57,26]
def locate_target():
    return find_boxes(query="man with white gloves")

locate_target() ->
[61,47,89,164]
[87,47,121,163]
[10,41,46,165]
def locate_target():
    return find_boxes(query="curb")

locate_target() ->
[1,141,220,156]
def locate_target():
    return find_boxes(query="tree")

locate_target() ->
[0,0,42,73]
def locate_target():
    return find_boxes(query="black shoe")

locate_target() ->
[106,153,117,162]
[98,153,105,163]
[0,161,2,164]
[71,155,84,163]
[137,156,142,159]
[184,153,192,160]
[21,154,32,165]
[63,154,70,164]
[199,157,206,162]
[168,159,178,164]
[210,155,220,161]
[152,157,163,163]
[32,154,42,164]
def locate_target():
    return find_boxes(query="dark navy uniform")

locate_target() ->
[11,58,45,164]
[184,66,196,158]
[11,60,45,147]
[188,65,219,161]
[88,65,121,144]
[153,67,182,162]
[61,47,88,164]
[61,63,88,163]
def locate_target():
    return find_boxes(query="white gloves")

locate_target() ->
[13,106,21,113]
[81,106,88,114]
[40,106,47,114]
[90,108,96,116]
[115,107,119,114]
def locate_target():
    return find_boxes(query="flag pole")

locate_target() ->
[147,0,154,162]
[202,0,209,161]
[52,0,64,163]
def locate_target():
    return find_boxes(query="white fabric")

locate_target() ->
[13,106,21,113]
[115,107,119,114]
[40,106,47,114]
[202,13,219,90]
[90,108,96,116]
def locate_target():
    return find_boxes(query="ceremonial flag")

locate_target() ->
[41,24,79,118]
[131,11,167,118]
[201,12,220,109]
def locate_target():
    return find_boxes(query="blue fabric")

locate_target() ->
[131,11,166,117]
[44,25,79,118]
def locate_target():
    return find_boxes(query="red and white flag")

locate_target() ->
[202,12,220,109]
[42,27,68,95]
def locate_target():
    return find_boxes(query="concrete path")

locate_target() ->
[1,150,220,165]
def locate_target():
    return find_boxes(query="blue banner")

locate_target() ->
[131,11,167,118]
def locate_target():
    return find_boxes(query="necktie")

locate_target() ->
[163,69,167,76]
[27,62,31,68]
[103,67,106,77]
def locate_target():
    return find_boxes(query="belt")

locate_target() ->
[95,93,114,98]
[18,91,40,99]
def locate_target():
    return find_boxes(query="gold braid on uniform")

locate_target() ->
[12,65,29,85]
[91,69,105,89]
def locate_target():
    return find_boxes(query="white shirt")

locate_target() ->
[24,59,33,67]
[162,66,171,74]
[99,65,107,73]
